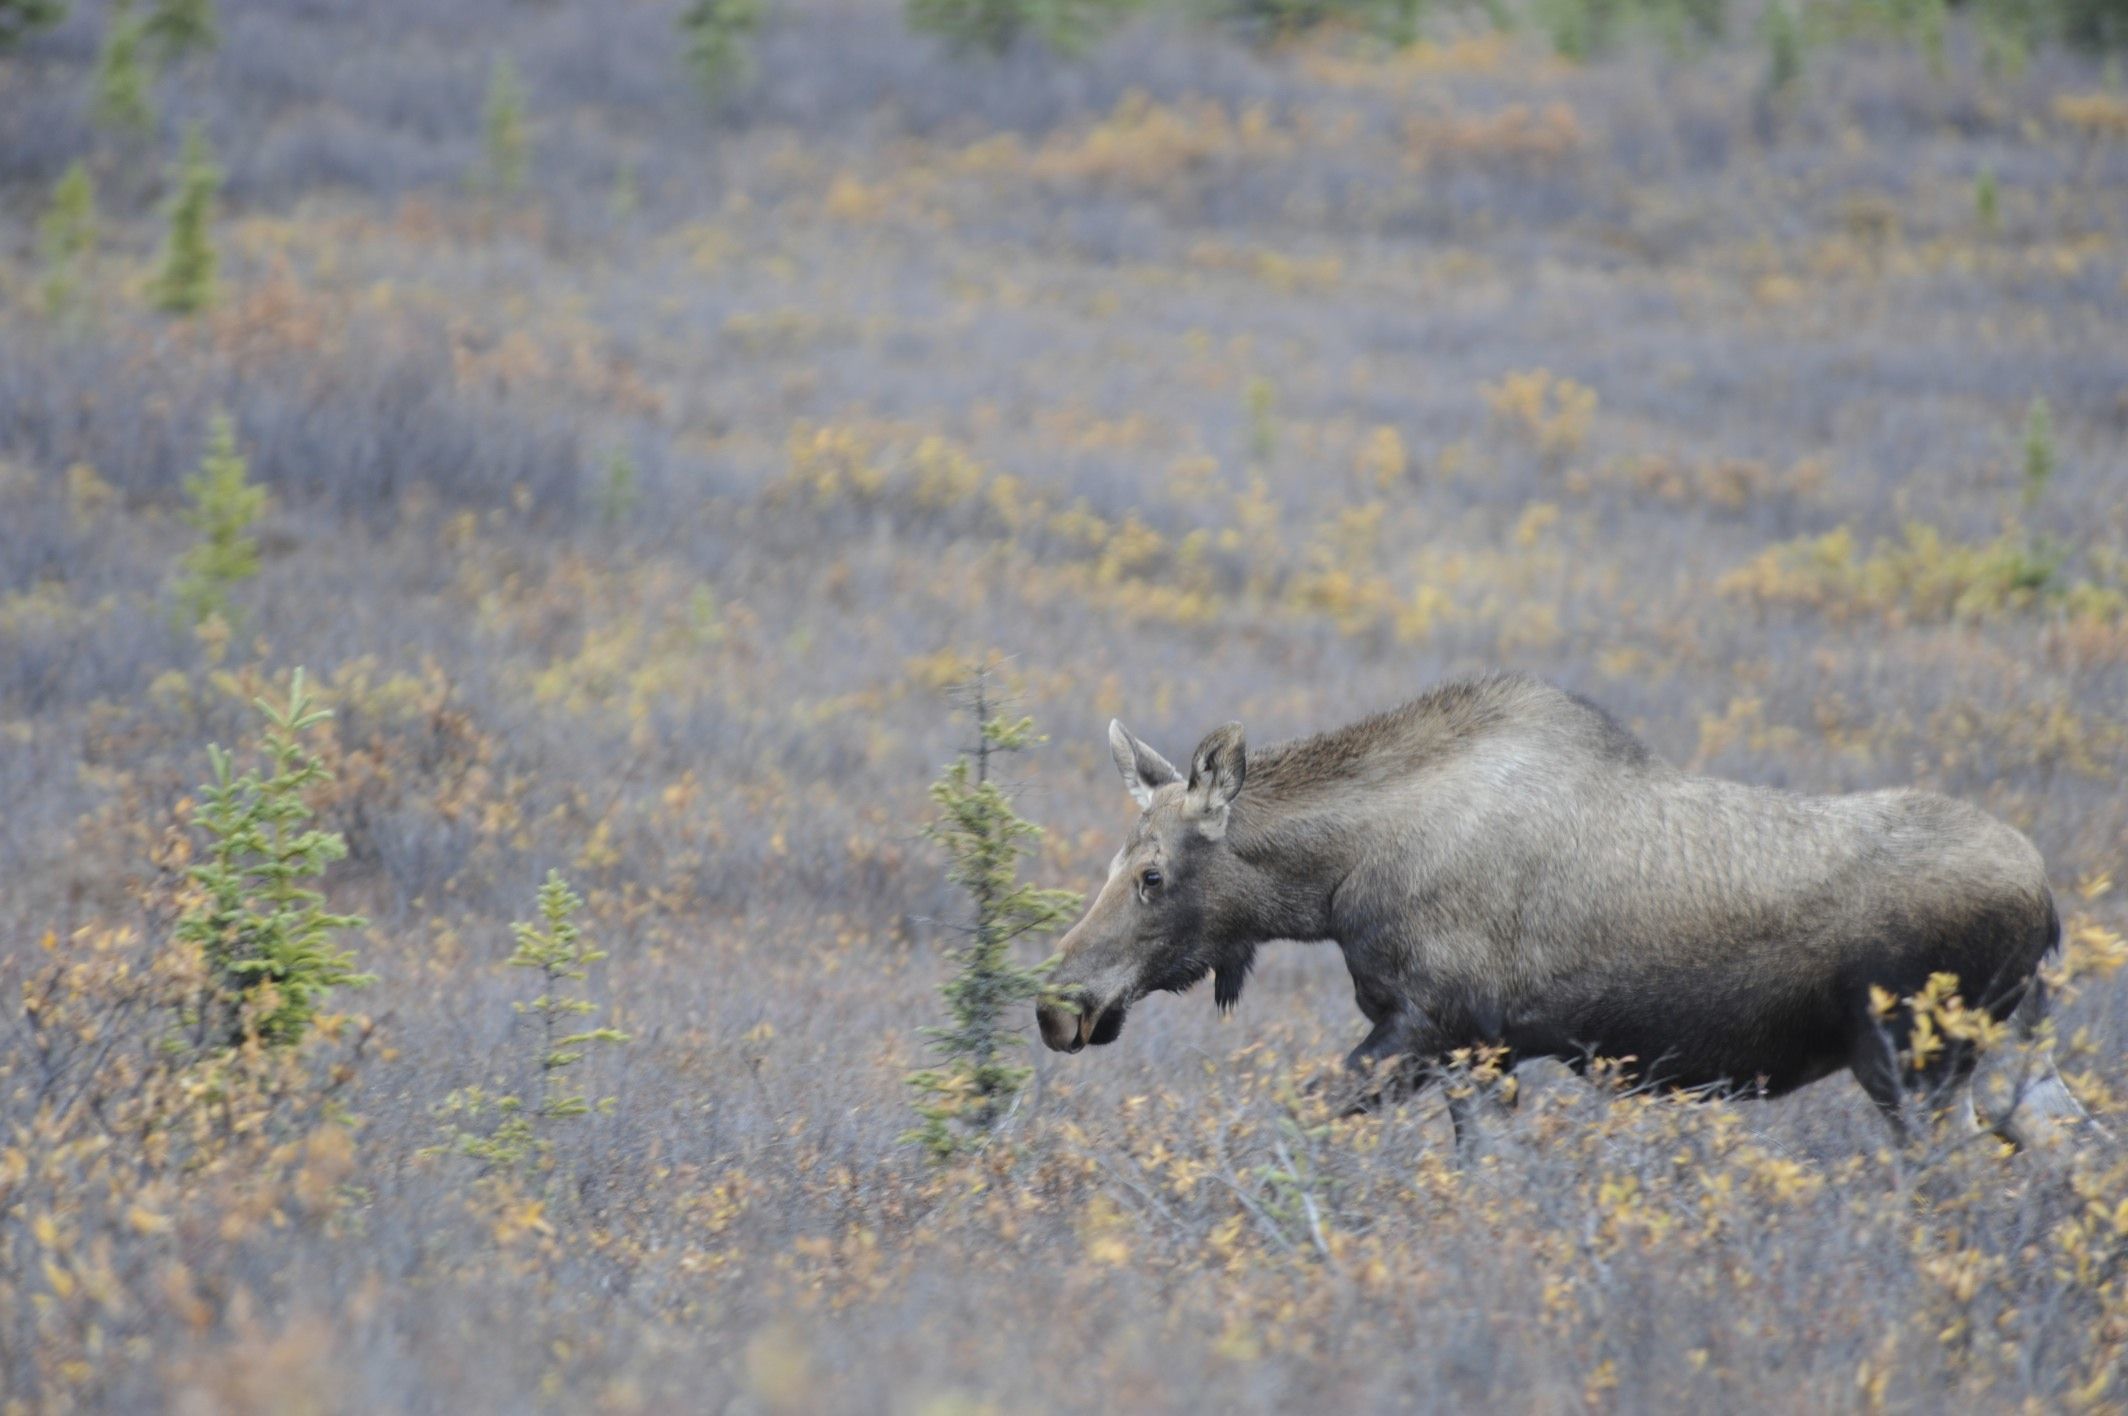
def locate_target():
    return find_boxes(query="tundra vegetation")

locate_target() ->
[1,0,2127,1411]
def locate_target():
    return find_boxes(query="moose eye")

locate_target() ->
[1140,868,1163,893]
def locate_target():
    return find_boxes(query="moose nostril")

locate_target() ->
[1036,1002,1081,1053]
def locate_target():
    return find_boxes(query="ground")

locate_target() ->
[2,1,2128,1410]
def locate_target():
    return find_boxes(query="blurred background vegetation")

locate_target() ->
[3,0,2128,1409]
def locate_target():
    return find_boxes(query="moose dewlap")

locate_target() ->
[1037,672,2083,1147]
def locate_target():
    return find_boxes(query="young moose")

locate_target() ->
[1036,673,2087,1147]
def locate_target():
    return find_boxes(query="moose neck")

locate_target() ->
[1217,796,1353,947]
[1212,696,1481,949]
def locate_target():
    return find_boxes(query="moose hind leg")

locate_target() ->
[1992,1065,2095,1149]
[1977,975,2107,1148]
[1337,1014,1427,1116]
[1445,1087,1480,1157]
[1978,1046,2099,1148]
[1919,1049,1983,1140]
[1849,1024,1911,1146]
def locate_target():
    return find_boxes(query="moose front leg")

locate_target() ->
[1336,1010,1434,1117]
[1342,1005,1518,1158]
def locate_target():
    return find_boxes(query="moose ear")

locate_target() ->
[1109,719,1179,809]
[1185,722,1246,838]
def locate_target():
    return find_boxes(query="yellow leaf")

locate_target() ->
[2067,1363,2113,1410]
[127,1206,173,1236]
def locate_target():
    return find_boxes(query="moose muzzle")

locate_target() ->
[1036,994,1127,1052]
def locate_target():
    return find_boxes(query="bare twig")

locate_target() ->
[1273,1134,1335,1265]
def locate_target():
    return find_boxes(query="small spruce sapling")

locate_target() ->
[38,161,97,319]
[174,411,265,629]
[151,125,220,314]
[599,448,640,528]
[510,871,629,1125]
[609,160,640,220]
[1206,0,1435,48]
[92,2,155,141]
[2022,396,2055,513]
[0,0,66,52]
[1978,0,2032,78]
[678,0,761,101]
[905,672,1081,1158]
[480,57,529,197]
[907,0,1138,57]
[1762,1,1803,94]
[143,0,215,65]
[1382,0,1423,47]
[1916,0,1948,75]
[432,871,627,1177]
[2007,397,2064,594]
[1246,376,1277,466]
[1540,0,1620,59]
[178,669,371,1049]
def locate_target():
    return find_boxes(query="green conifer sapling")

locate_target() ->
[510,870,630,1124]
[178,669,371,1049]
[429,871,628,1178]
[905,672,1081,1158]
[481,57,530,197]
[144,0,216,64]
[2022,397,2054,512]
[152,125,220,314]
[0,0,65,51]
[906,0,1139,57]
[38,161,97,319]
[174,411,265,627]
[1763,1,1803,94]
[678,0,761,100]
[92,2,155,140]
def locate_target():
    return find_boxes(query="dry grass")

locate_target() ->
[3,1,2128,1410]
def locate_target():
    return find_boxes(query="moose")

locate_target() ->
[1035,673,2088,1148]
